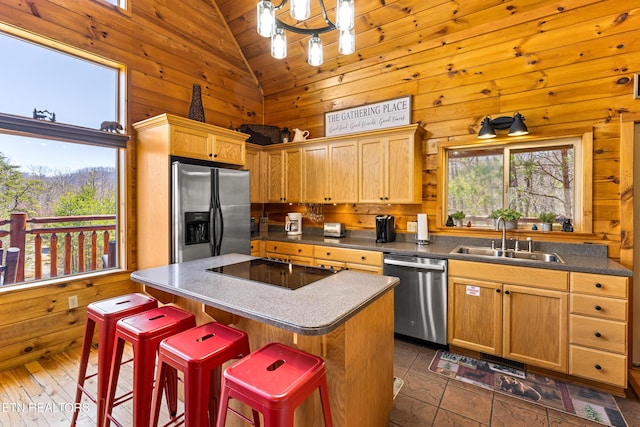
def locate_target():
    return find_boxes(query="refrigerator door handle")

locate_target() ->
[211,169,224,256]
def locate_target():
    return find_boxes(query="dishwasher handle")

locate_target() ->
[383,258,446,272]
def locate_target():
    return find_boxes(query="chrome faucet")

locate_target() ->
[497,216,507,251]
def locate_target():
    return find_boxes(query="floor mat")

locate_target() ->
[429,350,627,427]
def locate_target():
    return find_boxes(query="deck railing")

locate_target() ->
[0,212,116,284]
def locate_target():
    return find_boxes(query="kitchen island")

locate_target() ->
[131,253,399,427]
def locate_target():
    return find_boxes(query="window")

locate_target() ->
[440,134,592,232]
[0,26,126,287]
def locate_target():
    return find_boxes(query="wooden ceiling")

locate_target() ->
[215,0,423,97]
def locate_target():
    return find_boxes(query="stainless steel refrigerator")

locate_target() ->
[171,161,250,263]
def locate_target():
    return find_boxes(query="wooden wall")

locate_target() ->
[0,0,263,370]
[242,0,640,261]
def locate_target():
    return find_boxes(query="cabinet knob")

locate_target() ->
[384,196,389,200]
[298,249,302,253]
[274,246,277,250]
[504,290,510,295]
[379,197,384,200]
[594,364,602,370]
[595,283,602,288]
[595,305,602,311]
[496,289,501,293]
[213,154,218,158]
[594,332,602,338]
[361,256,366,260]
[326,252,331,256]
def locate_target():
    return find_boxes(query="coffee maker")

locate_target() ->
[375,215,396,243]
[285,212,302,236]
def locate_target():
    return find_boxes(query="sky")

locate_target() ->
[0,32,119,173]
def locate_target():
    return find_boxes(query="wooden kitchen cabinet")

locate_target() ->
[358,127,424,204]
[313,246,383,274]
[245,145,263,203]
[265,148,302,203]
[303,141,358,203]
[448,260,569,373]
[569,272,629,387]
[265,241,313,265]
[140,113,247,165]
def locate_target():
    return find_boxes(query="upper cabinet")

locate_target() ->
[359,128,424,204]
[303,140,358,203]
[263,124,424,204]
[265,147,303,203]
[245,146,263,203]
[133,113,247,166]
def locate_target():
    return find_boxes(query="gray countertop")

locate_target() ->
[255,230,632,277]
[131,253,399,335]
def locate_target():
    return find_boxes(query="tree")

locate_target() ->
[0,152,42,218]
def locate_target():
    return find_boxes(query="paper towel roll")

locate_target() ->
[417,214,429,241]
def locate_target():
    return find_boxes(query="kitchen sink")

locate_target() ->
[450,245,565,264]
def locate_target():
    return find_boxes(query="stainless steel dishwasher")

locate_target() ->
[383,253,447,345]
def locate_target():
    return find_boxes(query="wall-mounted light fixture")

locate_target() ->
[477,112,529,139]
[257,0,355,67]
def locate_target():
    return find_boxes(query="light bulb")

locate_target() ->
[308,35,323,66]
[271,27,287,59]
[257,1,275,37]
[336,0,354,31]
[290,0,310,20]
[338,28,355,55]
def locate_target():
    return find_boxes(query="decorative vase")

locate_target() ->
[541,222,553,232]
[188,84,205,122]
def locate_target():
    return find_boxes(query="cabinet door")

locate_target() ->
[245,149,263,203]
[303,144,329,203]
[386,134,418,203]
[284,148,303,203]
[329,141,358,203]
[170,125,212,160]
[448,277,502,355]
[212,135,245,165]
[265,151,284,202]
[503,284,568,372]
[359,137,386,203]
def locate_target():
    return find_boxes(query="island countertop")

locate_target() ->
[130,253,400,336]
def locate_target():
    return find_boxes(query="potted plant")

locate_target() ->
[451,211,466,227]
[538,212,556,231]
[489,208,522,230]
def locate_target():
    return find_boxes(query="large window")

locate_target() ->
[0,27,126,287]
[441,135,591,232]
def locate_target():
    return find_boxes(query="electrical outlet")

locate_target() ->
[407,221,418,233]
[68,295,79,309]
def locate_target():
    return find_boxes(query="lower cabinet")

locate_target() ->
[448,260,569,373]
[569,272,629,387]
[264,241,383,274]
[264,241,314,265]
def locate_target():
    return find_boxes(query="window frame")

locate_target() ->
[437,132,593,234]
[0,24,129,288]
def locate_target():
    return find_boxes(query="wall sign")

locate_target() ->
[324,96,412,137]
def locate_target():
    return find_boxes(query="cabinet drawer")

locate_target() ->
[265,241,313,257]
[570,272,628,298]
[313,246,382,266]
[448,260,568,290]
[345,263,382,275]
[569,346,627,387]
[314,259,346,271]
[570,294,627,321]
[569,315,626,354]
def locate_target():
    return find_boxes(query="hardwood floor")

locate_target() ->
[1,338,639,426]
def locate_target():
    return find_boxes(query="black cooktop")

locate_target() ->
[207,258,338,290]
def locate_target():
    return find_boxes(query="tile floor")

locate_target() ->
[389,337,640,427]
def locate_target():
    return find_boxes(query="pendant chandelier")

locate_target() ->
[256,0,355,66]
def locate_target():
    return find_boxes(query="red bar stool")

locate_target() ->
[216,342,333,427]
[149,322,251,427]
[71,293,158,427]
[103,305,196,427]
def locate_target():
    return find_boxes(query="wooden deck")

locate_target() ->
[0,343,182,427]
